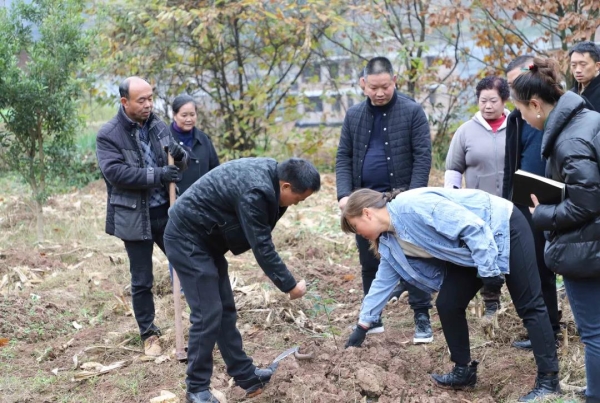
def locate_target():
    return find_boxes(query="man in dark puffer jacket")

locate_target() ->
[164,158,320,403]
[96,77,189,357]
[336,56,433,344]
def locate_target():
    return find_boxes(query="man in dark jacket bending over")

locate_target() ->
[336,56,433,343]
[164,157,320,403]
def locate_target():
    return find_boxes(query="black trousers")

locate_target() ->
[517,204,560,334]
[479,205,560,335]
[435,206,559,373]
[356,234,432,315]
[122,204,168,340]
[163,219,254,393]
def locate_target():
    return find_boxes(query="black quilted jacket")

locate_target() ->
[96,107,188,241]
[532,92,600,278]
[168,158,297,292]
[335,92,431,200]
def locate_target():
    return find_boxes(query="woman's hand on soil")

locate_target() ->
[289,280,307,300]
[345,324,368,348]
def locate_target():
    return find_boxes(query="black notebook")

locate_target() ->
[511,170,565,207]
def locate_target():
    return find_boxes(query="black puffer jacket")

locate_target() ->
[532,92,600,278]
[335,92,431,200]
[96,107,189,241]
[570,73,600,112]
[168,158,297,292]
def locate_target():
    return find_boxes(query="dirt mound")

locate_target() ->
[0,295,78,342]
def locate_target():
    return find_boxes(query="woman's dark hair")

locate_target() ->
[277,158,321,193]
[476,76,510,101]
[511,57,565,105]
[340,189,402,234]
[340,188,403,256]
[172,94,197,114]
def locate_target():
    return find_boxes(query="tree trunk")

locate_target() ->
[35,198,44,243]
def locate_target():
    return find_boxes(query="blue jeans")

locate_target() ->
[564,276,600,401]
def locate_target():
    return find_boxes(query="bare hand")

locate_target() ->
[338,197,349,211]
[529,194,539,214]
[289,279,307,300]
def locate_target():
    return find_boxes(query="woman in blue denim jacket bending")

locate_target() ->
[342,187,559,402]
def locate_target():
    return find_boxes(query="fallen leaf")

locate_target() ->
[0,338,9,347]
[342,274,355,281]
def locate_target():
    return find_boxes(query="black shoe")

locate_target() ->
[483,301,500,318]
[236,366,276,397]
[431,361,478,390]
[518,372,561,401]
[414,313,433,343]
[512,339,533,350]
[186,390,219,403]
[513,336,561,351]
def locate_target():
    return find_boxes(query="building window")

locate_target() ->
[303,63,321,82]
[327,63,339,80]
[306,96,323,113]
[332,95,342,113]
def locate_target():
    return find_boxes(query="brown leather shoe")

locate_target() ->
[144,335,162,357]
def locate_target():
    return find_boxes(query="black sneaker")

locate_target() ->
[186,390,219,403]
[387,282,406,304]
[413,313,433,343]
[236,366,276,397]
[517,372,561,401]
[352,319,384,335]
[431,361,478,390]
[483,301,500,318]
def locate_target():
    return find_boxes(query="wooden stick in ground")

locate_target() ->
[166,147,187,362]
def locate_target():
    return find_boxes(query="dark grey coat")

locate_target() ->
[532,92,600,278]
[96,107,189,241]
[335,92,431,200]
[168,158,297,292]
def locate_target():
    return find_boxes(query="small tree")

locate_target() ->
[94,0,349,158]
[0,0,90,242]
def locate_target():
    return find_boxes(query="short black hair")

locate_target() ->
[172,94,196,114]
[505,55,534,74]
[569,41,600,63]
[119,78,130,99]
[364,57,394,77]
[476,76,510,102]
[277,158,321,193]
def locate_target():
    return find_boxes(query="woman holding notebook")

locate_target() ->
[512,57,600,403]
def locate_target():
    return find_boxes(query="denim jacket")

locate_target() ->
[359,188,513,324]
